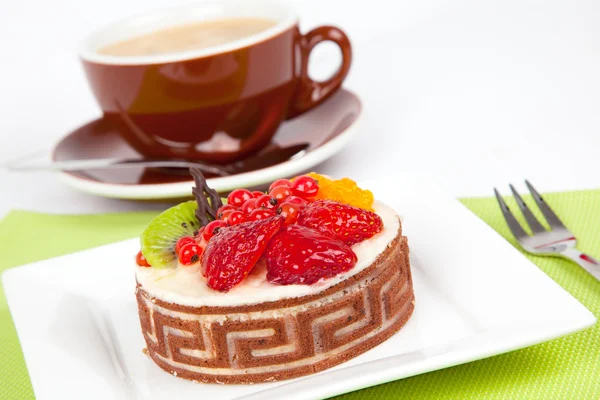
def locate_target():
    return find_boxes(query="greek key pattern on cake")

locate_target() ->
[137,236,414,383]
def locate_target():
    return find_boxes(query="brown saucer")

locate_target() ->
[53,89,361,199]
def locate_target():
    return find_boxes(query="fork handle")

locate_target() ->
[562,248,600,281]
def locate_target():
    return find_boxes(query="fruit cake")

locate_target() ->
[135,170,415,384]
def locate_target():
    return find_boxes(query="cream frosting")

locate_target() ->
[135,201,399,307]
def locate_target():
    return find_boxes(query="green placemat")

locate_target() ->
[1,191,599,399]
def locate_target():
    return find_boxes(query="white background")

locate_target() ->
[1,0,599,216]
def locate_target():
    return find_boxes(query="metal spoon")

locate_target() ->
[5,143,310,177]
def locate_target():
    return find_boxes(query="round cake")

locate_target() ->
[135,172,415,384]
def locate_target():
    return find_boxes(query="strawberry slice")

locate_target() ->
[297,200,383,245]
[202,216,283,292]
[265,225,357,285]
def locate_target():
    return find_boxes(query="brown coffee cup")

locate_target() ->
[79,1,352,163]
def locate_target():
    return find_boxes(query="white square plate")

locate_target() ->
[3,174,595,400]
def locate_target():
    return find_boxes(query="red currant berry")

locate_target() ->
[217,204,237,219]
[227,189,253,207]
[136,251,151,267]
[256,194,279,210]
[248,208,276,221]
[252,190,265,198]
[175,236,195,254]
[269,185,292,203]
[202,220,228,241]
[220,209,235,224]
[228,210,246,225]
[241,198,258,214]
[195,228,208,249]
[291,175,319,198]
[284,195,308,207]
[268,179,292,192]
[276,203,302,225]
[178,243,203,266]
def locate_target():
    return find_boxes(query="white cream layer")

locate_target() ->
[135,201,399,307]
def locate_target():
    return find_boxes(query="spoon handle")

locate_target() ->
[5,158,231,177]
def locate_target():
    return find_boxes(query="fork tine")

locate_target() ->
[494,188,528,239]
[524,180,567,230]
[508,184,547,234]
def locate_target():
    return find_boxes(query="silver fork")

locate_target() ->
[494,180,600,281]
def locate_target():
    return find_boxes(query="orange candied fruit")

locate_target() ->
[305,173,375,211]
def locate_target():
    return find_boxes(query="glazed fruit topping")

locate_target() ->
[227,188,253,207]
[219,209,235,224]
[283,195,308,207]
[140,200,200,269]
[202,216,284,292]
[306,173,375,211]
[265,225,357,285]
[276,202,302,225]
[217,204,237,219]
[195,226,206,243]
[269,179,292,191]
[138,171,385,291]
[136,251,151,267]
[227,210,246,226]
[179,243,203,266]
[175,236,196,254]
[248,208,276,221]
[297,200,383,245]
[269,185,292,203]
[241,198,258,214]
[202,220,228,241]
[256,194,279,210]
[291,175,319,198]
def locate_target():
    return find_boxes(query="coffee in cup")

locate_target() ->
[98,18,278,57]
[79,1,352,163]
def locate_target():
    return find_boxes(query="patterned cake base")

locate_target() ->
[136,226,414,384]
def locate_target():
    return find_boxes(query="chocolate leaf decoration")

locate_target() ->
[190,167,223,226]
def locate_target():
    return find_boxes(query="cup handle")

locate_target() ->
[286,26,352,119]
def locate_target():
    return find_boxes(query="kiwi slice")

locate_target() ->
[140,201,201,269]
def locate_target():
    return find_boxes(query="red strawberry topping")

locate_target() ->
[265,225,357,285]
[202,216,284,292]
[297,200,383,245]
